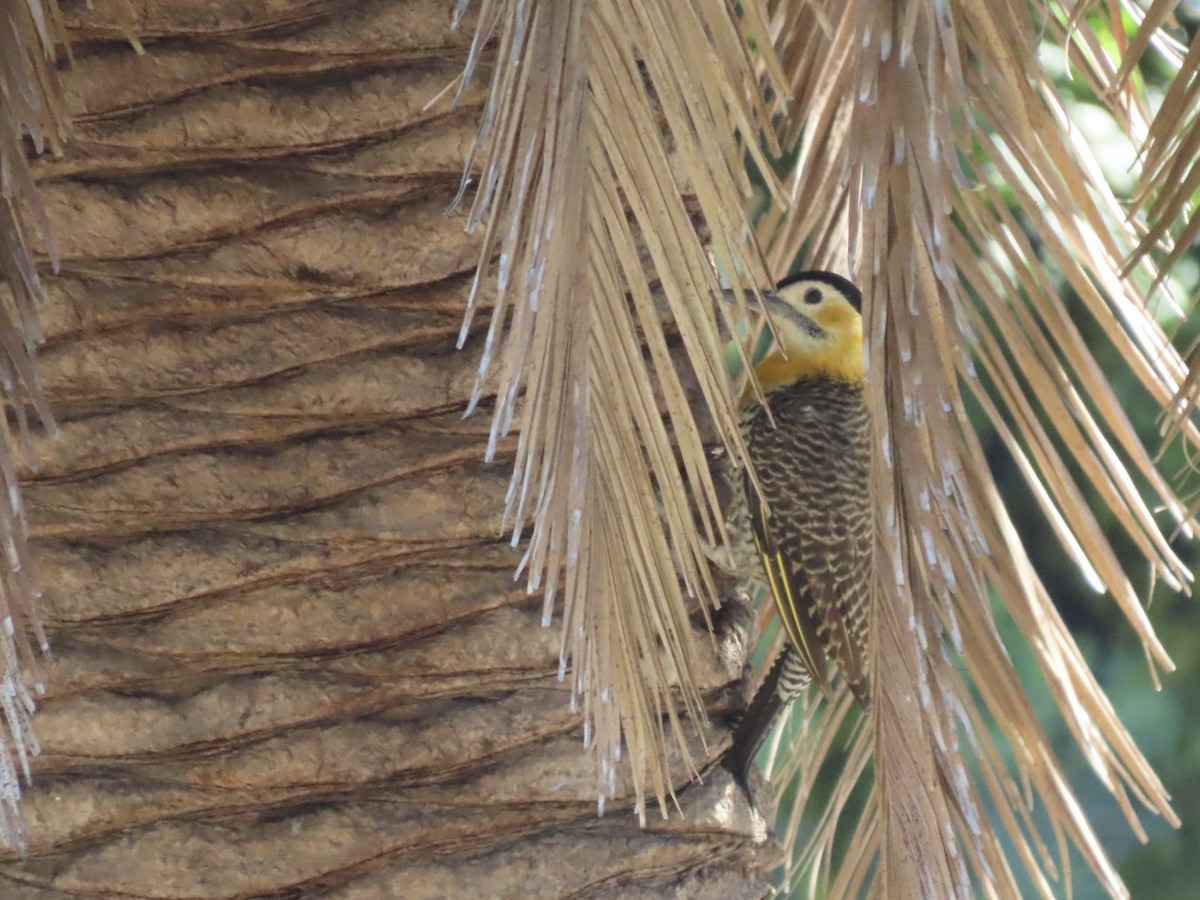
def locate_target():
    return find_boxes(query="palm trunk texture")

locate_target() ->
[0,2,772,896]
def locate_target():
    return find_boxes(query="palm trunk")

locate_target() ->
[0,2,772,896]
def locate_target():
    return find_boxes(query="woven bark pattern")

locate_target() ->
[0,2,772,896]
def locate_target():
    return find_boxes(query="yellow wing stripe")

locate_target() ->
[757,542,823,684]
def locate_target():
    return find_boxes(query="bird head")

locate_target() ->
[738,271,864,398]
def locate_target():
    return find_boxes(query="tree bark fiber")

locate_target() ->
[0,2,774,897]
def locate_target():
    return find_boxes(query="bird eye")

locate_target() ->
[803,287,822,305]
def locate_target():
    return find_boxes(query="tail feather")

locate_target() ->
[723,645,809,785]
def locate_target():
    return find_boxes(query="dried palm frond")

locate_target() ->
[758,0,1194,897]
[1119,2,1200,482]
[451,0,784,817]
[456,0,1195,895]
[0,0,68,852]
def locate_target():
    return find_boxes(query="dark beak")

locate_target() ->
[720,289,822,339]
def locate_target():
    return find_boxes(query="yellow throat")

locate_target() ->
[739,282,864,406]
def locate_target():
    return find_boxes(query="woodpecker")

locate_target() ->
[719,270,873,784]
